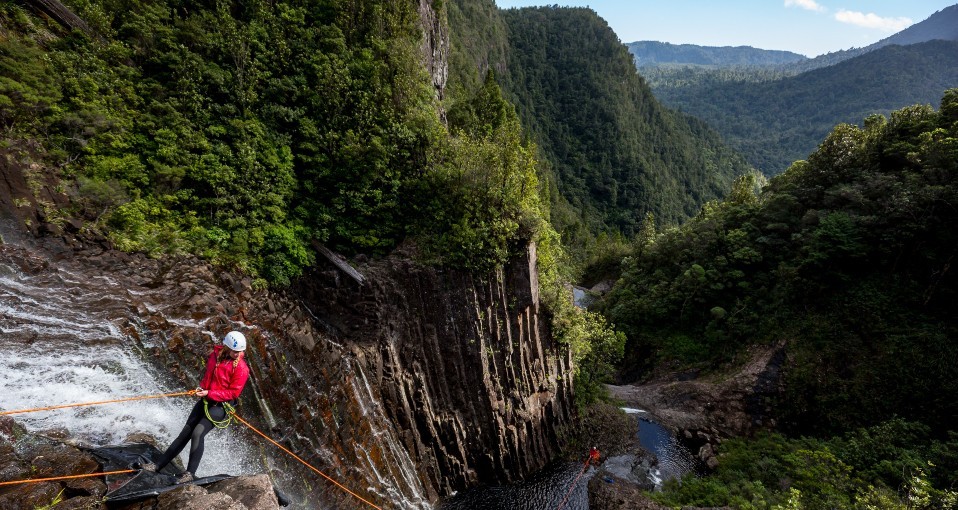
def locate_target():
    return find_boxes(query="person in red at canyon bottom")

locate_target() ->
[588,446,600,465]
[139,331,250,483]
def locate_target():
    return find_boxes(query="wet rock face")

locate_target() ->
[0,419,280,510]
[0,220,573,508]
[251,243,575,501]
[0,420,108,510]
[113,241,574,506]
[145,475,280,510]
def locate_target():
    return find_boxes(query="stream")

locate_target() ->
[440,408,698,508]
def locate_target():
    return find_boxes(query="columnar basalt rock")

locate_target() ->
[105,240,574,507]
[245,242,576,502]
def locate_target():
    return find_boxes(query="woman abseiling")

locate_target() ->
[140,331,250,483]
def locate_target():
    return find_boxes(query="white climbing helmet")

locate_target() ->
[223,331,247,351]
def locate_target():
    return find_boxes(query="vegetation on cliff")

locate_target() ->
[447,1,756,267]
[599,89,958,506]
[497,7,754,249]
[0,0,547,285]
[2,0,624,407]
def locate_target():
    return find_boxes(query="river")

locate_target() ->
[441,408,698,508]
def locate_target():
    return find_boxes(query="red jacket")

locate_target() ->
[199,345,250,403]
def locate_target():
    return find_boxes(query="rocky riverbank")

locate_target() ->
[578,343,787,510]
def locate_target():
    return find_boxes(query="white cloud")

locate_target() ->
[784,0,825,12]
[834,10,912,31]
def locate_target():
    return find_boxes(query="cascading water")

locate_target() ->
[344,358,430,509]
[0,241,260,478]
[0,222,435,509]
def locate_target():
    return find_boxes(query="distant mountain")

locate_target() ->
[782,3,958,73]
[652,40,958,174]
[633,4,958,75]
[637,5,958,175]
[627,41,807,67]
[870,4,958,48]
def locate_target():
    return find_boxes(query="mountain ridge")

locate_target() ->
[631,4,958,73]
[628,41,807,67]
[652,40,958,174]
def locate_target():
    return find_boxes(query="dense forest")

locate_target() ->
[627,41,806,67]
[647,40,958,176]
[599,91,958,508]
[497,7,754,242]
[0,0,554,282]
[447,2,756,265]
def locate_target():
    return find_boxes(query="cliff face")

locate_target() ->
[219,241,573,505]
[1,199,574,509]
[292,244,573,492]
[1,2,574,507]
[417,0,449,102]
[137,242,575,507]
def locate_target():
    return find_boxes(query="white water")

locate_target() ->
[0,244,259,478]
[347,359,430,509]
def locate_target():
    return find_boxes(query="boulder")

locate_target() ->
[208,474,281,510]
[588,473,668,510]
[155,483,245,510]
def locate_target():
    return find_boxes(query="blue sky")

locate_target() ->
[493,1,957,57]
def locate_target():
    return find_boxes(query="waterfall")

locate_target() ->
[0,227,436,509]
[0,241,260,478]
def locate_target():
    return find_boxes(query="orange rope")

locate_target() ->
[0,469,135,487]
[229,412,383,510]
[556,460,589,510]
[0,391,197,416]
[0,391,382,509]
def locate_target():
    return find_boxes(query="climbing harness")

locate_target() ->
[203,399,236,429]
[0,390,384,510]
[0,469,135,487]
[0,390,198,416]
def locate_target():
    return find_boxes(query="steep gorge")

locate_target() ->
[0,1,576,507]
[0,168,574,508]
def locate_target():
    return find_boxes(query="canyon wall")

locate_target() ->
[1,2,575,507]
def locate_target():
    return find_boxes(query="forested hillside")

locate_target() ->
[627,41,806,67]
[600,90,958,508]
[499,7,754,236]
[649,40,958,175]
[447,3,755,264]
[0,0,553,283]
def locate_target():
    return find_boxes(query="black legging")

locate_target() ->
[155,399,226,475]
